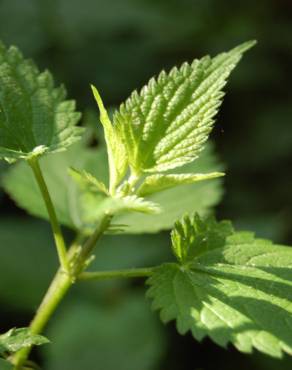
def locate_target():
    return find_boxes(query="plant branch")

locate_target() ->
[72,213,112,275]
[12,269,72,369]
[12,214,112,369]
[78,267,155,281]
[28,157,69,272]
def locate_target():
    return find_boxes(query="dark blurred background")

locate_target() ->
[0,1,291,369]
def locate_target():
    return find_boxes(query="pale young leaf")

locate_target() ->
[171,213,233,263]
[81,193,161,226]
[68,167,109,195]
[114,41,256,174]
[137,172,224,196]
[91,85,127,192]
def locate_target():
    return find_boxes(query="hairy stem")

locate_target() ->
[12,214,112,369]
[28,158,69,272]
[12,269,72,369]
[79,267,155,281]
[72,214,112,275]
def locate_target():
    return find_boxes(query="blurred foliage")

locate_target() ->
[0,0,291,369]
[44,293,166,370]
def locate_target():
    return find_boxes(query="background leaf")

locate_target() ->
[43,293,166,370]
[3,142,223,233]
[0,218,56,310]
[0,358,13,369]
[2,142,100,231]
[0,215,170,310]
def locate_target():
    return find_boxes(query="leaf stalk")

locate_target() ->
[79,267,155,281]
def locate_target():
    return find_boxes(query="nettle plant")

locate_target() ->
[0,39,292,370]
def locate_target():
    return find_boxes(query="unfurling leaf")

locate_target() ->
[82,193,161,224]
[91,85,127,193]
[0,328,49,355]
[114,41,256,175]
[0,42,83,162]
[171,213,233,263]
[69,167,109,195]
[137,172,224,196]
[147,214,292,358]
[69,165,161,225]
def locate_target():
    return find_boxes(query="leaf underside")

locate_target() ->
[147,215,292,358]
[114,41,255,174]
[0,42,83,162]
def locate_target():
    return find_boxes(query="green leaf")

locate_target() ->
[114,41,255,174]
[81,193,160,227]
[3,141,223,233]
[147,215,292,357]
[171,213,233,263]
[0,218,56,310]
[118,143,224,233]
[91,85,127,192]
[137,172,224,196]
[0,42,83,162]
[0,358,13,370]
[0,328,48,355]
[68,167,109,195]
[43,293,166,370]
[2,142,101,231]
[69,168,161,228]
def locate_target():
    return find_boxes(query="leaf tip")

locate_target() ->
[90,84,102,106]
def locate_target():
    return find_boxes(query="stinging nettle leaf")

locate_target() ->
[137,172,224,197]
[114,41,256,174]
[81,193,161,225]
[69,165,161,226]
[0,328,49,355]
[91,85,128,193]
[69,167,109,195]
[147,214,292,358]
[0,42,83,162]
[171,213,233,263]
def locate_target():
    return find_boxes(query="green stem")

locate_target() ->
[12,214,112,369]
[79,267,155,281]
[12,269,72,369]
[72,214,112,275]
[29,158,69,272]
